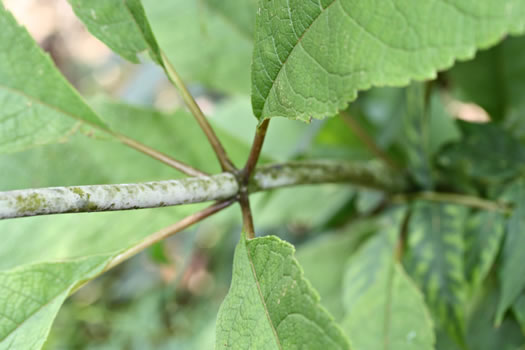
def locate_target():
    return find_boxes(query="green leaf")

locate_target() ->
[438,122,525,184]
[404,202,468,344]
[0,100,217,189]
[216,234,350,349]
[203,0,258,38]
[403,83,434,189]
[466,282,525,350]
[252,0,525,122]
[465,211,505,290]
[0,255,112,350]
[91,97,231,174]
[342,212,435,350]
[309,115,375,160]
[513,293,525,334]
[142,0,256,94]
[496,180,525,324]
[252,185,355,232]
[296,222,375,320]
[67,0,162,64]
[0,100,227,269]
[358,87,406,149]
[0,4,109,153]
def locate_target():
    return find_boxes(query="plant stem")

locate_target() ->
[73,199,235,292]
[0,174,238,219]
[0,160,405,220]
[242,120,270,182]
[238,119,270,238]
[160,51,235,172]
[391,192,511,214]
[395,209,412,261]
[340,111,400,170]
[115,133,208,177]
[251,160,407,193]
[239,194,255,238]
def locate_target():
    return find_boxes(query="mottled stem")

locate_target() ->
[251,160,407,193]
[0,174,238,219]
[0,160,405,220]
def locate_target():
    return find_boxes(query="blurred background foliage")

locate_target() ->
[1,0,525,349]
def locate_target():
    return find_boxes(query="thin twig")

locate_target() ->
[239,194,255,239]
[391,192,512,214]
[103,199,235,272]
[70,199,235,294]
[238,119,270,238]
[241,119,270,183]
[160,51,235,172]
[116,133,208,177]
[340,111,400,170]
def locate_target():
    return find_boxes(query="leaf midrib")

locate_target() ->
[245,241,283,350]
[122,0,159,61]
[259,0,337,117]
[0,84,107,133]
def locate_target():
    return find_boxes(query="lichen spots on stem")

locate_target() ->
[71,188,85,197]
[15,193,46,213]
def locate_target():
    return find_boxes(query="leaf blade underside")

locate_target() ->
[0,255,113,350]
[404,202,468,344]
[252,0,525,122]
[216,233,350,349]
[0,4,109,154]
[343,211,435,350]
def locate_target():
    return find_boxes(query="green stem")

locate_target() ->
[161,51,235,172]
[340,111,400,170]
[104,199,235,271]
[242,119,270,183]
[72,199,236,293]
[239,194,255,239]
[391,192,511,214]
[116,133,208,177]
[238,119,271,238]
